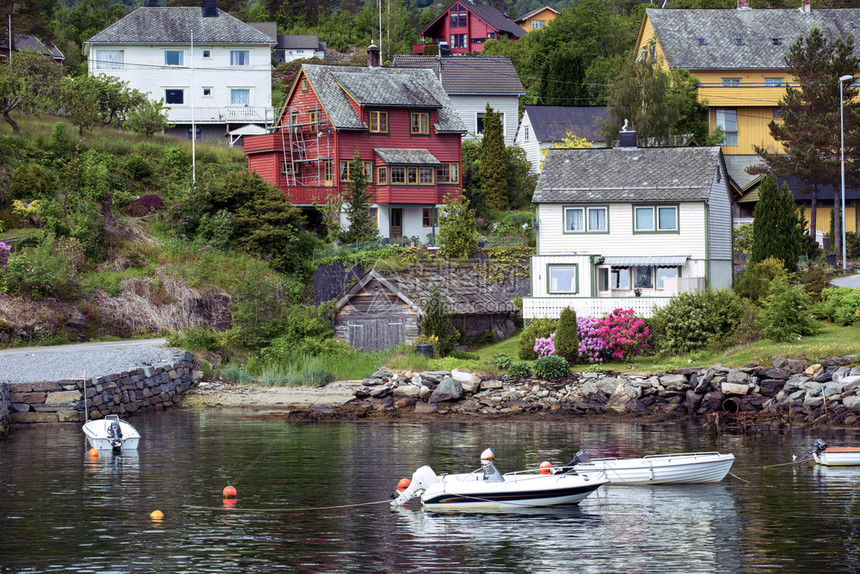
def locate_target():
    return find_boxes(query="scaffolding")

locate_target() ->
[272,101,334,188]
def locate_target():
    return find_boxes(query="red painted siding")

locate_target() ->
[420,1,516,54]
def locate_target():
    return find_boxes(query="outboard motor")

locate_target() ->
[793,439,827,462]
[558,450,592,473]
[106,420,123,450]
[390,466,440,506]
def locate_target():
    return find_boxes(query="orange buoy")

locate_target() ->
[223,498,237,508]
[539,461,552,475]
[396,478,411,493]
[150,510,164,520]
[222,485,237,499]
[88,448,100,459]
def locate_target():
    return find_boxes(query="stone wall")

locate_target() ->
[0,383,10,438]
[2,351,197,428]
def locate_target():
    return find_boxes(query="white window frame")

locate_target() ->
[611,267,630,290]
[634,205,678,232]
[548,265,578,294]
[164,50,184,66]
[715,108,738,146]
[656,266,680,290]
[230,50,250,66]
[202,87,213,97]
[95,49,123,69]
[165,88,185,105]
[202,49,211,59]
[476,112,505,138]
[564,206,607,233]
[230,88,251,105]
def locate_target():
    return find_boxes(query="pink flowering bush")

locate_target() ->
[533,332,556,357]
[577,316,610,363]
[596,308,650,360]
[0,242,10,267]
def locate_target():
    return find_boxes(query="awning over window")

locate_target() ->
[602,256,688,267]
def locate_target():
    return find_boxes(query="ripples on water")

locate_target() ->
[1,412,860,573]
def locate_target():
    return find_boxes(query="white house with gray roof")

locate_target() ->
[523,137,733,320]
[83,1,275,143]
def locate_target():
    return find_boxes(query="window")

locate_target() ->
[634,266,653,289]
[476,112,504,136]
[419,167,434,184]
[363,161,372,181]
[524,126,529,142]
[611,268,630,290]
[657,267,679,290]
[280,161,295,176]
[696,38,708,46]
[230,88,250,105]
[309,111,319,134]
[95,49,123,69]
[164,50,183,66]
[449,4,467,27]
[391,167,405,183]
[634,205,677,232]
[773,107,782,119]
[324,161,333,184]
[548,266,577,294]
[369,208,378,225]
[771,37,783,46]
[340,160,350,182]
[734,38,745,45]
[338,160,371,182]
[370,111,388,133]
[598,267,610,293]
[422,208,437,227]
[230,50,249,66]
[532,20,545,28]
[301,78,308,92]
[290,111,299,125]
[407,167,418,184]
[715,108,738,146]
[202,87,212,97]
[203,50,211,58]
[165,89,184,104]
[410,112,429,135]
[450,34,467,49]
[488,32,495,39]
[564,206,607,233]
[721,77,741,87]
[188,126,200,140]
[765,77,784,87]
[377,166,388,184]
[436,162,459,183]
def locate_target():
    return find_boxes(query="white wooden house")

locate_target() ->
[392,55,524,146]
[83,1,275,143]
[523,135,733,321]
[514,106,607,173]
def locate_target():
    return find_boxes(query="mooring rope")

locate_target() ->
[183,499,393,513]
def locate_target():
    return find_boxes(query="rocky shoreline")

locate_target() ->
[182,356,860,426]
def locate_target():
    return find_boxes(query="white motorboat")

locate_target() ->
[391,459,609,511]
[82,415,140,452]
[569,450,735,485]
[797,439,860,466]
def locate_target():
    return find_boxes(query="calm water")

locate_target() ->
[1,410,859,573]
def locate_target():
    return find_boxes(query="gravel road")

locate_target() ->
[0,338,179,383]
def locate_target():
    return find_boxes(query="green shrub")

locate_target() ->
[650,288,745,353]
[449,349,480,360]
[757,276,821,342]
[177,326,220,352]
[494,354,513,370]
[554,307,579,363]
[286,355,335,387]
[508,362,531,378]
[259,366,289,387]
[220,363,244,382]
[803,264,829,303]
[1,235,82,299]
[518,317,558,360]
[706,300,763,350]
[420,286,454,356]
[811,287,860,326]
[735,257,789,305]
[533,355,570,379]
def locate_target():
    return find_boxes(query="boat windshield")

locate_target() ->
[482,463,504,483]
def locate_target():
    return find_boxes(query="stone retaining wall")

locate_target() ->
[1,351,197,431]
[0,384,10,437]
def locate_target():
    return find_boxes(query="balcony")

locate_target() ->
[374,186,441,204]
[166,106,277,124]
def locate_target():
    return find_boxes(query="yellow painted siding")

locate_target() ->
[802,204,858,234]
[636,17,670,72]
[708,106,784,155]
[695,70,791,106]
[518,9,557,33]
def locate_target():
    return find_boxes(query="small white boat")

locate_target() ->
[82,415,141,452]
[798,439,860,466]
[391,459,608,511]
[570,451,735,485]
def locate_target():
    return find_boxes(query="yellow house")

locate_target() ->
[514,6,559,33]
[635,1,859,234]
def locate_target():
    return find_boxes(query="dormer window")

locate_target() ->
[696,38,708,46]
[734,38,745,45]
[772,37,782,45]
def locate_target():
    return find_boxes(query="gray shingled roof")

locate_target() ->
[421,1,526,40]
[723,154,764,191]
[301,64,467,133]
[391,55,525,95]
[533,146,724,203]
[647,8,860,70]
[514,5,558,24]
[524,106,607,143]
[374,149,441,166]
[279,34,323,50]
[84,7,275,46]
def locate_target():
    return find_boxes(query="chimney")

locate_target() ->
[618,119,637,148]
[737,0,750,10]
[800,0,810,13]
[439,41,450,57]
[146,0,159,6]
[203,0,218,17]
[367,43,380,68]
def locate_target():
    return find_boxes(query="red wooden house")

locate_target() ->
[244,49,467,241]
[413,0,525,55]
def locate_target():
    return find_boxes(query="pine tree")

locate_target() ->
[554,307,580,363]
[341,149,378,244]
[751,175,802,273]
[420,286,453,356]
[480,104,508,210]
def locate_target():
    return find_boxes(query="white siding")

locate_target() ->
[87,43,273,126]
[530,254,596,297]
[709,260,733,290]
[340,203,440,242]
[451,94,520,146]
[513,110,542,173]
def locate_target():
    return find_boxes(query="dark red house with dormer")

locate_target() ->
[414,0,525,55]
[244,49,467,241]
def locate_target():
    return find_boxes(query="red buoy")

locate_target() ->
[222,485,237,499]
[396,478,411,493]
[539,461,552,475]
[88,448,100,459]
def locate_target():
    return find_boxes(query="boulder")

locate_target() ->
[480,379,503,391]
[579,381,602,399]
[451,369,481,393]
[660,374,689,392]
[721,382,750,395]
[418,385,433,402]
[684,390,703,414]
[392,385,421,399]
[803,364,823,377]
[759,379,785,397]
[429,377,463,403]
[413,401,437,414]
[759,367,791,380]
[842,395,860,411]
[596,377,624,395]
[727,369,749,384]
[606,384,644,412]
